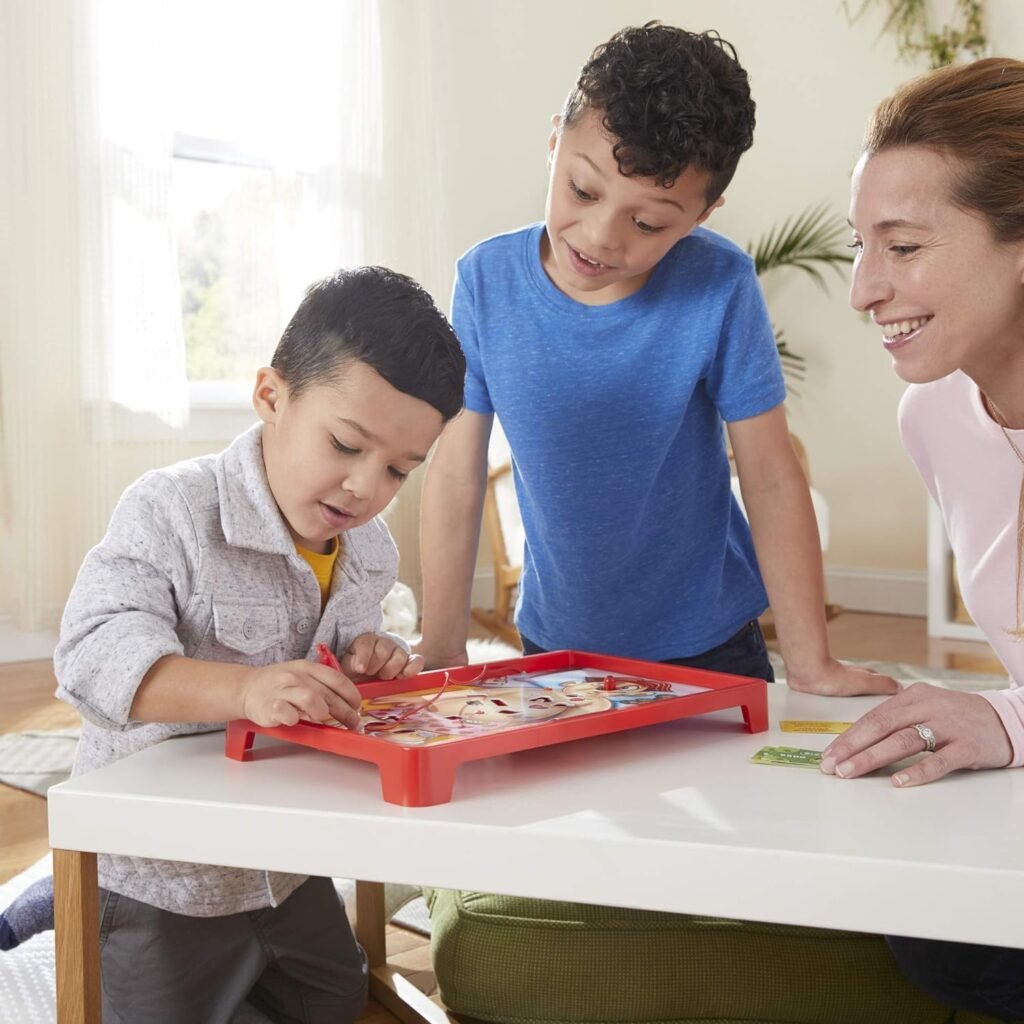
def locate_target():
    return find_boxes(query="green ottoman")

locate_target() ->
[426,890,999,1024]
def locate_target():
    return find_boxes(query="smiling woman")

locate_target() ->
[832,56,1024,1021]
[849,146,1024,384]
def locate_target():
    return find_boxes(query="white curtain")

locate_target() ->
[362,2,456,597]
[0,0,123,631]
[0,0,401,630]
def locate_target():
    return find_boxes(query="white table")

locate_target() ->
[48,686,1024,1023]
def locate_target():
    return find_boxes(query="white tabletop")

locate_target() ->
[49,686,1024,948]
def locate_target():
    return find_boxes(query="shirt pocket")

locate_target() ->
[212,598,286,656]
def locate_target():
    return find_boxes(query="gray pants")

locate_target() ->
[98,876,368,1024]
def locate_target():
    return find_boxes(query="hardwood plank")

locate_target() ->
[0,661,79,884]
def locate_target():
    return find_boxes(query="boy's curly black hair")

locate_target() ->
[562,22,756,204]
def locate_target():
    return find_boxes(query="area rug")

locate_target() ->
[0,729,79,797]
[769,652,1009,693]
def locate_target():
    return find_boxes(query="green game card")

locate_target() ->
[751,745,824,769]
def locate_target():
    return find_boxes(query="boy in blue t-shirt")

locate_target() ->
[419,22,897,698]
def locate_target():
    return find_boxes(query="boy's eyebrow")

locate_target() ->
[576,153,686,212]
[336,417,428,462]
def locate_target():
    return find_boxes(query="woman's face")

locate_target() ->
[848,146,1024,385]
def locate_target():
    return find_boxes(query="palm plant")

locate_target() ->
[748,203,855,393]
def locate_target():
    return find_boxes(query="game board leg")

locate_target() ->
[741,693,769,734]
[224,720,257,761]
[379,759,458,807]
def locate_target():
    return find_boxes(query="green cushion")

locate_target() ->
[426,889,999,1024]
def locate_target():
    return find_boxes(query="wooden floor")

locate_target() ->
[0,612,1004,1021]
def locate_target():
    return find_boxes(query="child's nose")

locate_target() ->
[584,208,619,254]
[341,466,374,502]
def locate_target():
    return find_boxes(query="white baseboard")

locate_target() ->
[0,615,59,663]
[824,567,927,616]
[470,567,928,620]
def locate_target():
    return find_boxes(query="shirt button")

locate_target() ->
[296,619,310,634]
[242,619,255,639]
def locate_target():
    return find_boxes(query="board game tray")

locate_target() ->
[225,649,769,806]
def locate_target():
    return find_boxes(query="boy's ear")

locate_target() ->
[695,194,726,228]
[252,367,287,424]
[547,114,561,158]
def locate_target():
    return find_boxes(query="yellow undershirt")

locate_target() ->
[295,537,342,610]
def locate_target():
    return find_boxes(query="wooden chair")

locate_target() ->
[470,460,523,647]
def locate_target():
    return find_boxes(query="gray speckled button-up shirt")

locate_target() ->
[55,424,400,916]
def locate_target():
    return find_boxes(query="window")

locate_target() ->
[162,1,380,406]
[172,136,284,402]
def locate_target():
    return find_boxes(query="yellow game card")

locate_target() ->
[779,720,852,735]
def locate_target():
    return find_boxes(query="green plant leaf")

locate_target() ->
[749,203,853,291]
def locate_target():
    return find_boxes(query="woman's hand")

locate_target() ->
[820,681,1012,787]
[342,632,424,681]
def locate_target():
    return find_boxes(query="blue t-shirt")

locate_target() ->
[454,222,786,660]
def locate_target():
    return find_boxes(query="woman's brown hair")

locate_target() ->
[864,57,1024,243]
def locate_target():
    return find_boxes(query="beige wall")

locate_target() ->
[377,0,1024,600]
[97,2,1024,608]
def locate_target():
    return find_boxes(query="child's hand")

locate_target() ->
[786,658,901,697]
[413,639,469,672]
[342,633,424,681]
[239,660,362,729]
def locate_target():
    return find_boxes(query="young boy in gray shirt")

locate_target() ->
[2,267,465,1024]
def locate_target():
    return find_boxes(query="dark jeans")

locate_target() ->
[886,935,1024,1022]
[98,876,367,1024]
[520,619,775,682]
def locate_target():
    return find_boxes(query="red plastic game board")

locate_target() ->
[224,649,768,806]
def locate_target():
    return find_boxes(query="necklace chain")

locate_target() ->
[984,393,1024,463]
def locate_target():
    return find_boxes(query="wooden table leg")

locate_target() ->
[355,879,387,969]
[355,880,454,1024]
[53,849,101,1024]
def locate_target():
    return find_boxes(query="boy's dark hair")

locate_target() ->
[271,266,465,421]
[562,22,755,204]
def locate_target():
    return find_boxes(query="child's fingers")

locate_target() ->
[396,653,425,678]
[342,633,385,675]
[371,645,416,680]
[343,634,415,678]
[317,691,362,730]
[308,665,362,727]
[263,697,301,728]
[292,684,360,730]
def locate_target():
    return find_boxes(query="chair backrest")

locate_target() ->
[487,422,524,571]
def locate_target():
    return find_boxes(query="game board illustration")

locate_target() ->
[344,669,710,746]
